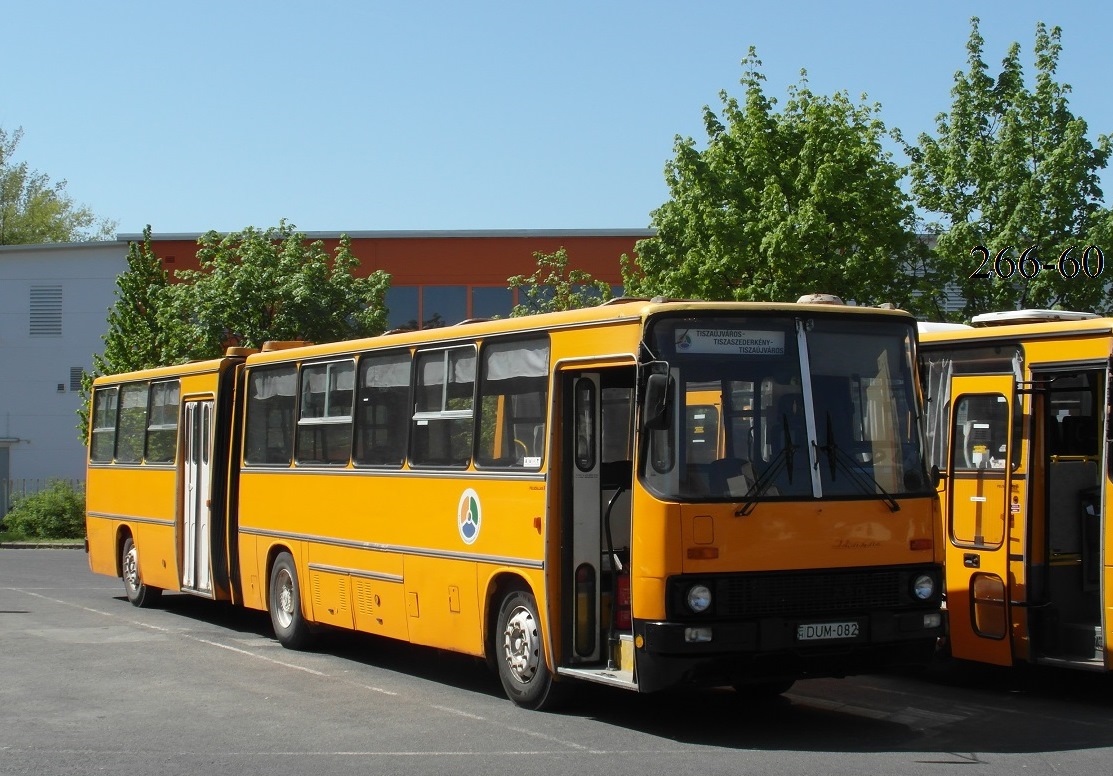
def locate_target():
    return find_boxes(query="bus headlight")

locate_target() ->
[686,584,712,613]
[912,574,935,600]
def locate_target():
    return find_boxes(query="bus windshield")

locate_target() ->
[645,314,929,502]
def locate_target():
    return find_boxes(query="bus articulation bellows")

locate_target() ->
[86,298,944,709]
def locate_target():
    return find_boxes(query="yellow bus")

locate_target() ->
[920,309,1112,670]
[86,298,944,708]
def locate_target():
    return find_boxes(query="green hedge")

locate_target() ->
[3,480,86,539]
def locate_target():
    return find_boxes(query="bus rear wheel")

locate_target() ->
[121,536,162,608]
[268,552,314,650]
[495,589,563,710]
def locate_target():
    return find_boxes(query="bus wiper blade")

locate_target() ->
[815,419,900,513]
[737,415,796,516]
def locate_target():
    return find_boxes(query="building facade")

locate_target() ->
[130,229,647,329]
[1,229,648,510]
[0,241,127,513]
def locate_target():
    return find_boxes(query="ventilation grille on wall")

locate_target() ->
[30,286,63,337]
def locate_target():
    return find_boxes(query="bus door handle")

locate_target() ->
[963,553,981,569]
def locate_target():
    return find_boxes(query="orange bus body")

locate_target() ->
[921,311,1113,671]
[87,300,944,708]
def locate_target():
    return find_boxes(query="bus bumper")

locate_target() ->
[633,609,943,693]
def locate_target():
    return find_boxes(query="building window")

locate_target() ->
[472,287,513,320]
[422,286,467,328]
[386,286,419,331]
[70,367,84,392]
[30,285,63,337]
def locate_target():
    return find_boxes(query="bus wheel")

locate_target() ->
[495,589,562,710]
[121,536,162,608]
[268,552,313,650]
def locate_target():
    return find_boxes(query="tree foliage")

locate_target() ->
[908,18,1113,319]
[163,222,391,361]
[508,247,613,316]
[79,222,391,439]
[2,480,86,539]
[0,126,116,244]
[78,226,174,438]
[624,50,931,314]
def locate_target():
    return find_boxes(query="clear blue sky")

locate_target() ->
[3,0,1110,236]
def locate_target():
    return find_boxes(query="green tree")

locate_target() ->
[508,247,613,316]
[624,50,932,314]
[95,226,175,374]
[165,221,391,361]
[908,18,1113,319]
[78,226,174,438]
[0,126,116,244]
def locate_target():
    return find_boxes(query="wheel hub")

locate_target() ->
[503,606,539,683]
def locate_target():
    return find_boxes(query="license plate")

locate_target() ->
[796,621,860,641]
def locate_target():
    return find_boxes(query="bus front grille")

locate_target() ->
[716,570,903,618]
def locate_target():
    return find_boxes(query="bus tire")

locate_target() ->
[268,552,314,650]
[495,589,563,710]
[121,536,162,608]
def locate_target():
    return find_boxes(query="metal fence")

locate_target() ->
[1,479,85,519]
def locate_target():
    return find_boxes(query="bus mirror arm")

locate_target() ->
[931,465,944,488]
[643,372,672,431]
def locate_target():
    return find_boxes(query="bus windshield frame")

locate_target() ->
[642,312,931,504]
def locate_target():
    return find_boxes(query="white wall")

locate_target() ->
[0,241,126,486]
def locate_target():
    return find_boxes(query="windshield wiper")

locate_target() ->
[815,413,900,512]
[737,415,796,516]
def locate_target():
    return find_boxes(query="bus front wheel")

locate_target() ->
[495,589,562,710]
[121,536,162,608]
[268,552,314,650]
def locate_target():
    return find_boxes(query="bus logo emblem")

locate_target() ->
[458,488,481,545]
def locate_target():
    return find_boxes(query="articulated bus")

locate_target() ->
[86,298,944,709]
[920,309,1113,671]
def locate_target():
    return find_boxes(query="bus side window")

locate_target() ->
[476,338,550,469]
[412,347,475,468]
[116,383,149,464]
[355,352,410,467]
[245,366,297,465]
[296,361,355,466]
[90,387,119,462]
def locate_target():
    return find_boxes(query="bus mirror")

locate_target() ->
[931,465,944,488]
[644,373,672,431]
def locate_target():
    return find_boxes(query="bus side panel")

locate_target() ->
[402,555,482,655]
[237,531,263,610]
[135,520,179,591]
[85,466,179,590]
[629,488,682,621]
[237,469,547,655]
[85,514,118,577]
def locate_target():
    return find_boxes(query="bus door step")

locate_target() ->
[557,665,637,691]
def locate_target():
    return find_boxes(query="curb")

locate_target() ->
[0,542,84,549]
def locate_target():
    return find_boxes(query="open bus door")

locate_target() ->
[555,367,636,689]
[944,375,1017,666]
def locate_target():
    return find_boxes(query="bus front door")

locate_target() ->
[945,376,1017,666]
[181,399,214,596]
[558,368,635,680]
